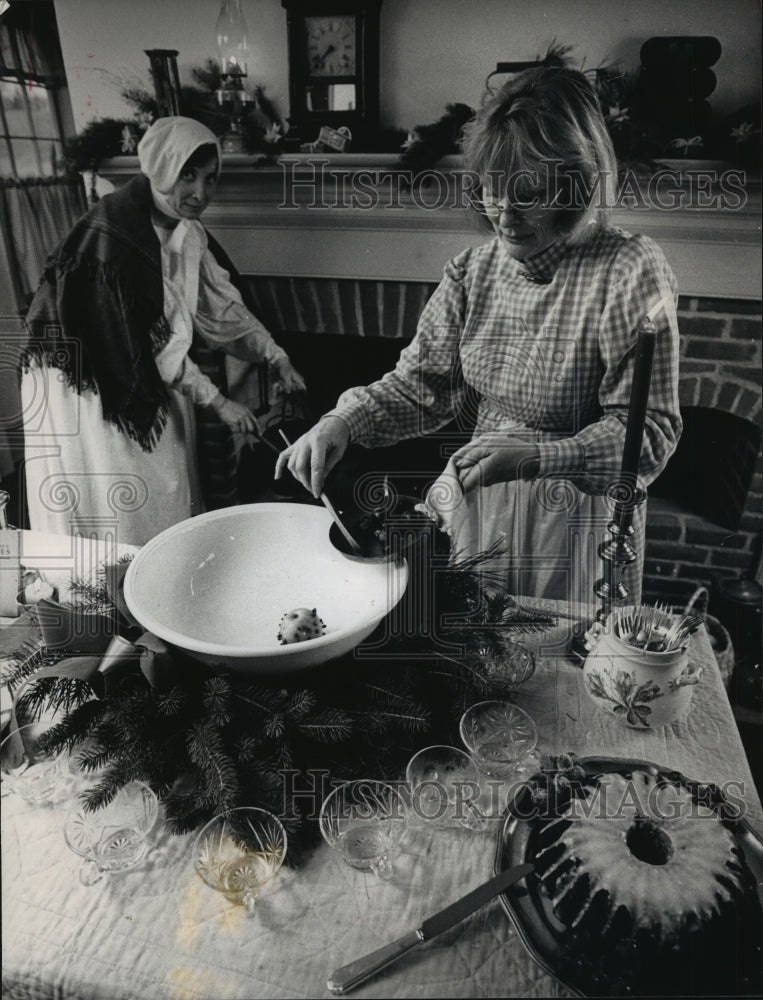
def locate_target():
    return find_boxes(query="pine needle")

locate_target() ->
[295,710,353,743]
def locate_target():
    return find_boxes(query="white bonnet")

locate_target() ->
[137,116,222,194]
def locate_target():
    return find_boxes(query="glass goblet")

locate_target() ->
[1,721,76,806]
[459,700,539,779]
[476,638,536,692]
[406,745,485,831]
[319,779,407,881]
[194,807,287,916]
[64,780,159,885]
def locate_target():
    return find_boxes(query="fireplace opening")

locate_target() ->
[649,407,761,531]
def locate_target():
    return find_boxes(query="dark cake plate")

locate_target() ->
[494,754,763,998]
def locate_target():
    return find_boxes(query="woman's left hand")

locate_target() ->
[270,356,306,396]
[451,436,541,492]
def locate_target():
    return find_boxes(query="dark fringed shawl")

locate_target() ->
[21,175,252,460]
[21,174,175,451]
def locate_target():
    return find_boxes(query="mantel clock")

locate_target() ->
[281,1,382,144]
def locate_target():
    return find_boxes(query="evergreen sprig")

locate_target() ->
[16,675,94,720]
[294,710,355,743]
[36,698,106,755]
[1,635,46,689]
[187,720,240,813]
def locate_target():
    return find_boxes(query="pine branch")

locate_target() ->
[357,706,430,735]
[203,675,231,726]
[275,742,295,771]
[234,683,288,715]
[249,765,285,796]
[155,685,187,718]
[363,682,418,707]
[191,58,222,92]
[425,653,493,693]
[253,84,280,126]
[72,741,112,773]
[164,806,208,836]
[120,86,156,116]
[15,676,95,720]
[187,721,239,812]
[35,699,106,755]
[68,577,111,612]
[234,733,265,763]
[1,638,47,689]
[111,687,155,731]
[80,756,143,812]
[204,674,231,703]
[449,538,507,574]
[285,689,316,720]
[264,713,286,740]
[295,709,354,743]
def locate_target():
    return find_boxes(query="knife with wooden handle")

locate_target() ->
[327,861,534,994]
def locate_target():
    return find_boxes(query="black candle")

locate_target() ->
[620,318,657,479]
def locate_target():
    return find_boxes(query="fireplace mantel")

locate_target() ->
[100,154,761,300]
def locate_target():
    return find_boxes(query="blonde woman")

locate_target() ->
[277,67,681,604]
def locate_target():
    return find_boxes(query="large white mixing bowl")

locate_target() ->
[123,503,409,674]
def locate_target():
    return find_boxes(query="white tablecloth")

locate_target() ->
[2,543,761,1000]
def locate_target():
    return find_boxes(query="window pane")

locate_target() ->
[0,138,13,177]
[10,138,41,177]
[28,83,57,136]
[0,79,33,136]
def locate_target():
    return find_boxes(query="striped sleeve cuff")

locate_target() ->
[322,398,371,442]
[536,437,586,477]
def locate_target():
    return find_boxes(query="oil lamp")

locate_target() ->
[215,0,252,153]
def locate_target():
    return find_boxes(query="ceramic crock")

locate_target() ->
[582,617,703,729]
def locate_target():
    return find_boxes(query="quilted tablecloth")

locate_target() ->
[3,589,761,1000]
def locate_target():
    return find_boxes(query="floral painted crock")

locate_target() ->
[582,617,703,728]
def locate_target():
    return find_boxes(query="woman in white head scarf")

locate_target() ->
[22,116,304,546]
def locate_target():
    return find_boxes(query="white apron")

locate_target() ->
[428,459,645,606]
[21,367,202,547]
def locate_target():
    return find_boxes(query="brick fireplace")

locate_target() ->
[645,295,762,604]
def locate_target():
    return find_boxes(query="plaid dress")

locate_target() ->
[328,227,682,604]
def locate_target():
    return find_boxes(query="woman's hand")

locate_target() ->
[269,356,306,396]
[211,396,261,434]
[451,436,541,492]
[274,416,350,497]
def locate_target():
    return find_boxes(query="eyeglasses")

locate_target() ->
[468,182,565,218]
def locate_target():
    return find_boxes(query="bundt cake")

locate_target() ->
[534,768,762,995]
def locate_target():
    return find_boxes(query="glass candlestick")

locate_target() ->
[216,72,252,154]
[571,315,657,661]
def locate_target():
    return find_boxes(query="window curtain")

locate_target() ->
[0,19,53,76]
[0,175,87,304]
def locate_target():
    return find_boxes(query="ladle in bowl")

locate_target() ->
[277,429,362,553]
